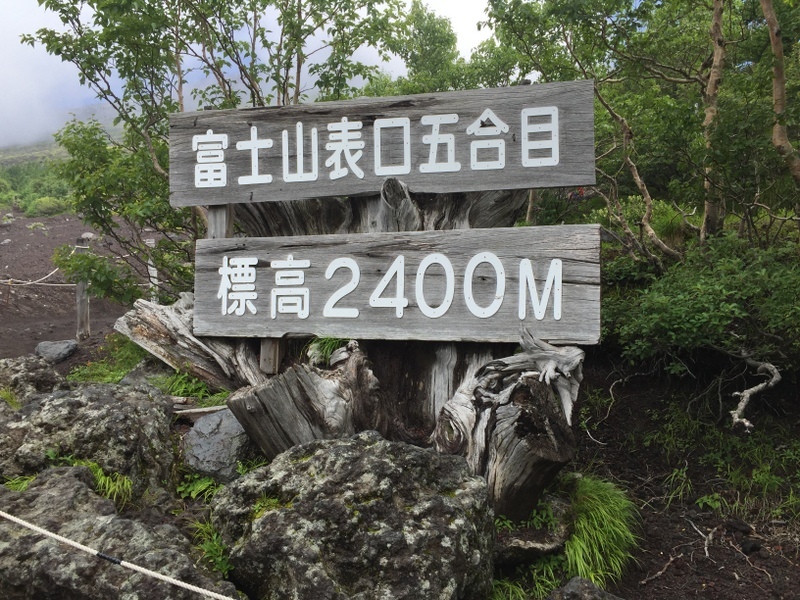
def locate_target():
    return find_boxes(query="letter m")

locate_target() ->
[519,259,562,320]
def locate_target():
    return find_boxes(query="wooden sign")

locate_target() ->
[193,225,600,344]
[169,81,595,207]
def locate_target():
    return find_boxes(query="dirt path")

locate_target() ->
[0,210,128,368]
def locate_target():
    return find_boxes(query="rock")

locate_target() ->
[211,430,494,600]
[546,576,627,600]
[1,238,10,245]
[0,355,65,404]
[35,339,79,363]
[181,408,251,482]
[0,383,175,508]
[0,467,237,600]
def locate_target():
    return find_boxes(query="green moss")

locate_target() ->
[1,387,21,411]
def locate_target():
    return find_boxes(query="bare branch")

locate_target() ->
[730,358,782,431]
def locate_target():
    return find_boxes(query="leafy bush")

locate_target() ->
[23,195,70,217]
[53,245,143,305]
[604,234,800,373]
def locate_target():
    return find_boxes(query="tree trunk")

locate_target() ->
[760,0,800,188]
[700,0,726,242]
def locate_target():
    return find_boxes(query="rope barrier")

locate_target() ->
[0,508,237,600]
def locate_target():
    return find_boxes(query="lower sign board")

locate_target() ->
[193,225,600,345]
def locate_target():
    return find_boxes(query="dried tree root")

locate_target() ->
[640,553,684,585]
[730,358,781,430]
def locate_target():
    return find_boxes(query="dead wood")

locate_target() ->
[114,292,268,392]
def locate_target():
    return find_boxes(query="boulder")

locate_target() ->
[181,408,251,482]
[546,577,627,600]
[211,430,494,600]
[35,339,78,364]
[0,383,175,508]
[0,355,65,405]
[0,467,237,600]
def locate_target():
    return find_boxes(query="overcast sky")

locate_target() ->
[0,0,492,149]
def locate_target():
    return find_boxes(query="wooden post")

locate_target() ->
[207,205,234,239]
[145,238,159,302]
[206,204,284,374]
[75,236,90,341]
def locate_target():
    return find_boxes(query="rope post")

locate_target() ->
[76,235,90,341]
[144,238,159,303]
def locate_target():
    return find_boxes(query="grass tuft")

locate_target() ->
[191,519,233,577]
[564,476,638,588]
[3,474,37,492]
[1,387,21,411]
[67,333,147,384]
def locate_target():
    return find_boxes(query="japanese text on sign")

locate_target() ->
[169,82,596,207]
[191,108,558,188]
[193,226,601,345]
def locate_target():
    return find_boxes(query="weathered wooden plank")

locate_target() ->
[169,81,595,207]
[193,224,600,344]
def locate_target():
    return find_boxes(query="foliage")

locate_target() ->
[177,473,221,503]
[641,398,800,520]
[492,477,637,597]
[3,475,37,492]
[564,476,638,588]
[191,519,232,577]
[0,160,72,217]
[1,387,21,411]
[45,450,133,509]
[236,457,269,476]
[66,333,148,383]
[53,242,144,305]
[305,337,348,366]
[605,234,800,374]
[152,371,229,407]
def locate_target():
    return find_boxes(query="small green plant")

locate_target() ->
[1,387,21,411]
[696,492,726,513]
[191,519,232,577]
[236,457,269,476]
[305,336,347,365]
[491,578,529,600]
[67,333,147,384]
[153,371,229,408]
[663,464,693,508]
[25,221,48,233]
[45,450,133,508]
[521,500,557,532]
[177,473,221,503]
[3,474,36,491]
[251,494,293,520]
[564,476,638,588]
[494,514,515,533]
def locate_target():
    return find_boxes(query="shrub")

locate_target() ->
[604,234,800,373]
[22,195,70,217]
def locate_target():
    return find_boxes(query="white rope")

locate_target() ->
[0,508,237,600]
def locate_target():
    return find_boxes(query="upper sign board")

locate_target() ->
[169,81,595,207]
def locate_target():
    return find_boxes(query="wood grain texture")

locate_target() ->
[170,81,595,207]
[194,224,600,344]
